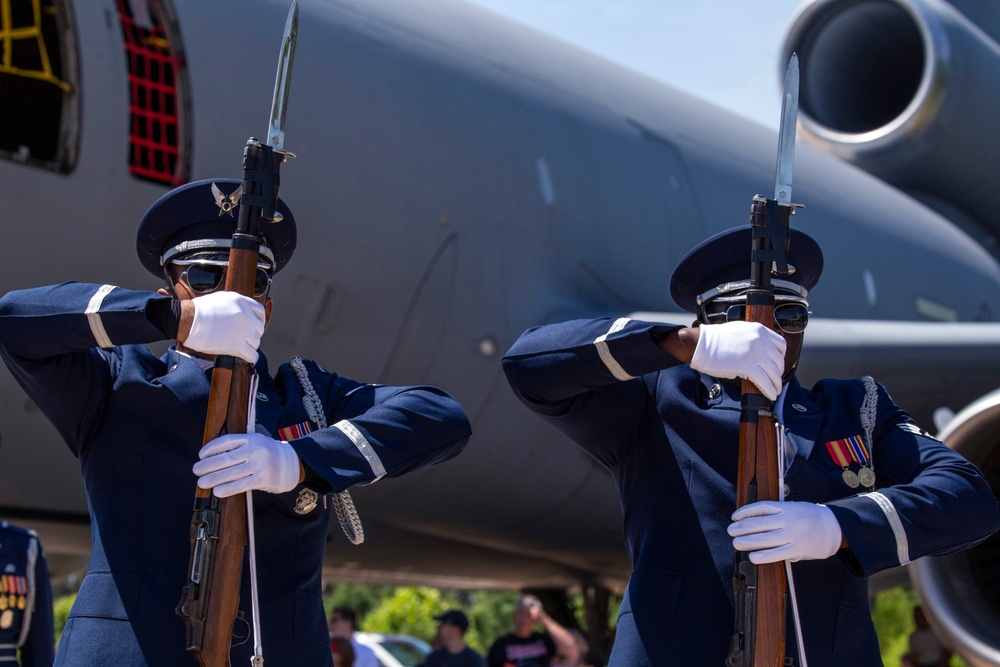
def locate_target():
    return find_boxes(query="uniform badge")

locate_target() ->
[897,421,938,440]
[211,182,243,218]
[791,403,807,412]
[294,488,319,515]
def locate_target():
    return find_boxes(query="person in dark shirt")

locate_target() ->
[423,609,483,667]
[487,595,578,667]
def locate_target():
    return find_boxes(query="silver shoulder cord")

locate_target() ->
[290,356,365,544]
[776,418,809,667]
[245,372,265,666]
[860,375,878,485]
[16,534,38,648]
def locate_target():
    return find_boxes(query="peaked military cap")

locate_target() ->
[136,178,297,277]
[670,225,823,314]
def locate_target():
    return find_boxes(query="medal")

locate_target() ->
[0,609,12,629]
[826,435,876,490]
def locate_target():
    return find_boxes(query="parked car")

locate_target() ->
[355,632,432,667]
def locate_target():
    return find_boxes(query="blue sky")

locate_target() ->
[462,0,806,131]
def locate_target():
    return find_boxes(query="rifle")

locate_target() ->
[176,4,298,666]
[727,54,800,667]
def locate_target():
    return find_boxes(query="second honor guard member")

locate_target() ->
[0,521,54,666]
[0,179,472,666]
[502,226,1000,666]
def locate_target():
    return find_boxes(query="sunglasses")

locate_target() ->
[177,263,272,298]
[707,302,810,334]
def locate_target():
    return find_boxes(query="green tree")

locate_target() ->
[363,587,449,643]
[53,593,76,644]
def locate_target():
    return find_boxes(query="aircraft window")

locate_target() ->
[0,0,78,172]
[116,0,189,185]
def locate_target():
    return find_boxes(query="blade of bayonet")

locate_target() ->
[773,53,799,205]
[267,1,299,150]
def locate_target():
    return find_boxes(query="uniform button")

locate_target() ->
[169,364,178,373]
[782,484,791,498]
[709,384,721,399]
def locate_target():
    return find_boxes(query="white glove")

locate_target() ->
[728,500,843,564]
[193,433,301,497]
[184,291,266,363]
[690,322,786,401]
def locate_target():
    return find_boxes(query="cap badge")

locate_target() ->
[211,182,243,218]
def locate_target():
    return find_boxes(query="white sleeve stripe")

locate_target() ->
[334,419,387,480]
[861,491,910,565]
[594,318,634,381]
[85,284,117,348]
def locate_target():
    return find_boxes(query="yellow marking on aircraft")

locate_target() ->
[0,0,71,92]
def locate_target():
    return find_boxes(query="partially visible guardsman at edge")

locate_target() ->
[0,179,472,666]
[0,520,54,666]
[501,225,1000,667]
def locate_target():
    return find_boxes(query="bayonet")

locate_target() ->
[267,2,298,152]
[774,54,799,206]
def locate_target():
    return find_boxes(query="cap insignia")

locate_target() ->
[211,182,243,218]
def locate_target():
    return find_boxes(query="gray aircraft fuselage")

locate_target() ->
[2,0,1000,610]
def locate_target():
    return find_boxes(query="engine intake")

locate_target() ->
[910,389,1000,667]
[783,0,1000,241]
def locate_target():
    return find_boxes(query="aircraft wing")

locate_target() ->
[631,312,1000,430]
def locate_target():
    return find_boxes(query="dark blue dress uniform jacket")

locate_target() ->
[502,317,1000,667]
[0,282,472,667]
[0,522,54,666]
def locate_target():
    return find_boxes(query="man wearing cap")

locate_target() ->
[423,610,483,667]
[501,226,999,666]
[0,179,472,666]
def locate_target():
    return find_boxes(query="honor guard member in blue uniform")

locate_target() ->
[0,521,54,666]
[0,179,472,666]
[502,226,1000,667]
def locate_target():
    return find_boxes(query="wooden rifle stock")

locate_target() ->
[727,198,789,667]
[177,141,282,666]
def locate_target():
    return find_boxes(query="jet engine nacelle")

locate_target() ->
[783,0,1000,243]
[909,389,1000,667]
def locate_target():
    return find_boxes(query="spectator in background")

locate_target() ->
[901,606,952,667]
[487,595,580,667]
[423,609,484,667]
[0,520,53,667]
[330,607,379,667]
[331,637,356,667]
